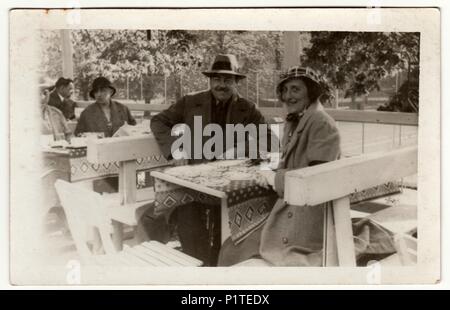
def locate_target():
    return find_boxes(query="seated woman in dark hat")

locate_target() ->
[74,77,136,137]
[218,66,341,266]
[74,77,137,193]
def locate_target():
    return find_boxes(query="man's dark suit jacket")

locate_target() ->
[48,90,76,120]
[150,90,276,162]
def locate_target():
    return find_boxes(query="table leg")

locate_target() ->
[220,197,231,244]
[76,180,104,254]
[112,220,124,251]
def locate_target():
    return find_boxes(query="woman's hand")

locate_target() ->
[255,169,276,189]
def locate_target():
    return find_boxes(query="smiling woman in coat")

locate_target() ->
[218,66,341,266]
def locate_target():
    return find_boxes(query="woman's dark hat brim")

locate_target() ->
[89,86,116,99]
[89,77,117,99]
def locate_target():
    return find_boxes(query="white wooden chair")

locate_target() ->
[55,179,202,267]
[394,233,417,265]
[40,168,68,219]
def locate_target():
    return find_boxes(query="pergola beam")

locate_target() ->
[282,31,301,69]
[60,29,74,79]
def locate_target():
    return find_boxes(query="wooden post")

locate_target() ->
[332,196,356,266]
[282,31,301,69]
[60,29,74,78]
[164,74,167,104]
[273,72,277,103]
[323,203,338,266]
[119,161,138,205]
[392,125,397,147]
[180,73,183,98]
[256,72,260,107]
[126,76,129,99]
[361,123,365,154]
[323,198,357,267]
[395,72,399,92]
[140,74,143,101]
[114,160,138,251]
[334,89,339,109]
[246,78,249,99]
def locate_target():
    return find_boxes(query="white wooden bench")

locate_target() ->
[284,146,418,266]
[55,179,202,267]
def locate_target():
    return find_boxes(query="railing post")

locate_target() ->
[140,74,143,101]
[164,74,167,105]
[246,78,249,99]
[392,125,397,148]
[334,89,339,109]
[126,75,129,100]
[256,71,260,107]
[361,123,365,154]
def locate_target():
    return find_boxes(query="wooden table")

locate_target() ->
[86,135,171,250]
[150,168,278,245]
[150,171,232,243]
[43,136,170,250]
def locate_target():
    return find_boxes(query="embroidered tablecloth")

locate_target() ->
[43,147,169,182]
[153,164,278,245]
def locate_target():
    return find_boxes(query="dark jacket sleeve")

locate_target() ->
[63,99,77,120]
[48,91,62,110]
[150,98,186,160]
[74,110,88,137]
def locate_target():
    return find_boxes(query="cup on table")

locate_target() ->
[54,133,65,141]
[79,132,105,139]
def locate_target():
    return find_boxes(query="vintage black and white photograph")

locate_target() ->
[9,8,440,285]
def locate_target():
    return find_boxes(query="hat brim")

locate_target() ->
[89,86,116,99]
[276,75,321,92]
[202,70,246,80]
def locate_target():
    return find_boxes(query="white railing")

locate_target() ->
[76,101,418,156]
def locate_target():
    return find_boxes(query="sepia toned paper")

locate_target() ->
[9,7,440,285]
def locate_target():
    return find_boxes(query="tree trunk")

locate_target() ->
[174,74,183,101]
[143,74,155,118]
[274,32,282,71]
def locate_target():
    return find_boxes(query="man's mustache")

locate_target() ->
[214,87,229,92]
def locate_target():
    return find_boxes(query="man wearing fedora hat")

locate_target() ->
[74,76,136,138]
[147,54,275,266]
